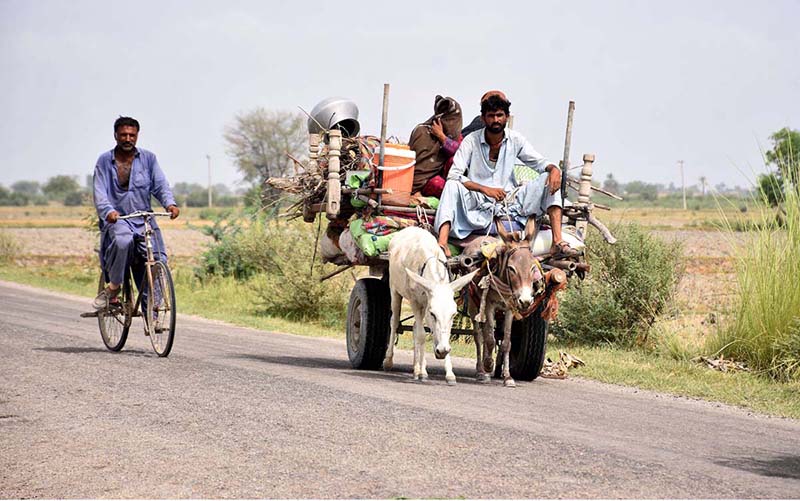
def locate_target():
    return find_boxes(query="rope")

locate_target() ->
[418,254,450,282]
[416,205,432,232]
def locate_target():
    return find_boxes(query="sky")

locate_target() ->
[1,0,798,191]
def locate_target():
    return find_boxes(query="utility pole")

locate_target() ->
[678,160,686,210]
[206,154,212,208]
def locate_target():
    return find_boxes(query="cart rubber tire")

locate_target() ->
[346,278,391,370]
[494,306,548,381]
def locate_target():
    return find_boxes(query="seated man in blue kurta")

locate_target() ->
[91,116,180,310]
[434,91,579,258]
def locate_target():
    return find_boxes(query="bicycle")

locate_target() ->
[81,211,177,357]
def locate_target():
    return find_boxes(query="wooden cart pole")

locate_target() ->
[560,101,575,204]
[326,129,342,218]
[303,133,321,222]
[576,153,595,237]
[376,83,390,209]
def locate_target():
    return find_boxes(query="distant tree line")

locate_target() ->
[600,173,751,202]
[0,175,87,206]
[0,175,242,207]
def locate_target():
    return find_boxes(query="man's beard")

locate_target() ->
[488,122,505,133]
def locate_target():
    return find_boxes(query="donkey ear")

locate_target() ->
[405,267,434,292]
[449,269,479,293]
[524,217,538,245]
[494,217,512,242]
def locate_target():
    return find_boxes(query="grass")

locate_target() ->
[553,343,800,418]
[2,259,799,419]
[707,171,800,381]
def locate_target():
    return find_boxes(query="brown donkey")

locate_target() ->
[465,219,546,387]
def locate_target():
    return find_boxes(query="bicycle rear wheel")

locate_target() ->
[146,260,176,357]
[97,270,132,352]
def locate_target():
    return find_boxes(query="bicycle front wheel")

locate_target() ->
[146,260,176,357]
[97,270,132,352]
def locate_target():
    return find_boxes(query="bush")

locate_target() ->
[197,218,348,323]
[0,186,30,206]
[0,231,20,264]
[552,223,684,346]
[63,191,86,206]
[708,168,800,381]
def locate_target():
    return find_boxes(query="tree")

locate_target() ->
[223,109,306,206]
[42,175,80,201]
[760,127,800,206]
[624,181,658,201]
[11,180,40,197]
[63,191,85,206]
[602,173,620,195]
[0,185,29,206]
[758,173,783,207]
[765,127,800,187]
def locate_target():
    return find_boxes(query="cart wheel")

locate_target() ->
[495,305,548,381]
[346,278,391,370]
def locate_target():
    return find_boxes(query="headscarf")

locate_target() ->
[408,95,463,193]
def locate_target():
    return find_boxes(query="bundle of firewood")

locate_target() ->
[266,136,382,219]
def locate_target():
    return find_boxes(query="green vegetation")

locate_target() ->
[0,231,20,264]
[550,343,800,418]
[553,224,684,346]
[708,159,800,382]
[0,176,243,208]
[196,215,349,325]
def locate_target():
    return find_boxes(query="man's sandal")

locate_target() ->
[551,240,581,259]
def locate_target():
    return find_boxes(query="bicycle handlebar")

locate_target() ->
[118,211,171,220]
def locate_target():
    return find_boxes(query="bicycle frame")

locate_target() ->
[118,211,170,335]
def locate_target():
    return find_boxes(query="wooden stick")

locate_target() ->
[566,177,623,200]
[560,101,575,203]
[341,187,394,195]
[376,84,390,210]
[378,205,436,215]
[319,264,354,282]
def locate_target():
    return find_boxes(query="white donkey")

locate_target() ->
[383,227,477,385]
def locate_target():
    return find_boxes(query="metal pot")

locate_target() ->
[307,97,360,137]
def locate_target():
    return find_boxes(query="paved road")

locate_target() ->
[1,280,799,499]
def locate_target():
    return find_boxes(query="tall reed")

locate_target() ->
[708,161,800,381]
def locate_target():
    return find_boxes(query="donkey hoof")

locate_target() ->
[446,378,457,386]
[414,374,428,382]
[476,373,491,383]
[383,359,393,371]
[503,378,516,388]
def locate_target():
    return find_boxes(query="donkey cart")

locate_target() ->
[277,90,617,381]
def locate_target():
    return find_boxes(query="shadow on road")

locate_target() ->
[715,454,800,480]
[226,353,488,385]
[346,367,503,386]
[228,353,352,370]
[34,346,151,356]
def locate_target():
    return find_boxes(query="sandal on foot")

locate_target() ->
[551,240,581,258]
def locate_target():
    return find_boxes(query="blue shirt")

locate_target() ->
[447,128,554,190]
[93,147,176,229]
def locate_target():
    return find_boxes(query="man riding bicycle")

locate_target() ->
[92,116,180,311]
